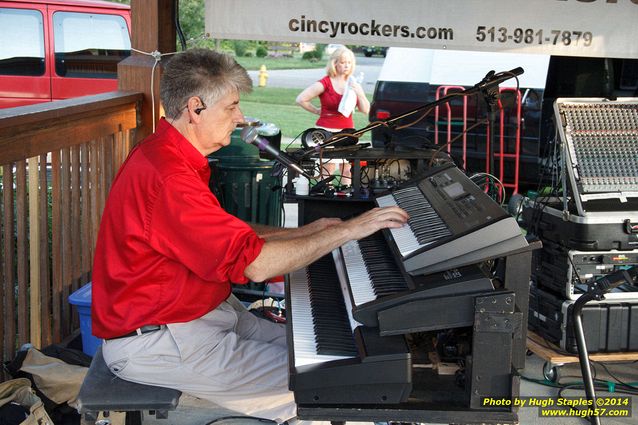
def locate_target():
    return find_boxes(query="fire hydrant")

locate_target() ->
[258,64,268,87]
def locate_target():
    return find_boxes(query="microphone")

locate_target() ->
[473,67,524,92]
[240,126,313,179]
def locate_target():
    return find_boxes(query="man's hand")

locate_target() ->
[342,206,408,241]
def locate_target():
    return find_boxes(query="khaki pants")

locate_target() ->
[102,298,327,424]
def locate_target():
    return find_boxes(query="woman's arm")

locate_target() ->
[352,81,370,115]
[296,81,325,115]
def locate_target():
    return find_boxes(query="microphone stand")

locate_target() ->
[572,291,601,425]
[571,267,637,425]
[478,71,500,175]
[296,67,524,160]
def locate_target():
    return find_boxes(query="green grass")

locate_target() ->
[240,87,371,143]
[234,55,326,71]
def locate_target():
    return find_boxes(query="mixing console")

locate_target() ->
[557,99,638,194]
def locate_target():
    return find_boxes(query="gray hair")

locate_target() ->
[160,49,253,119]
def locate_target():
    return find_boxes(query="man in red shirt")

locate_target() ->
[92,49,407,424]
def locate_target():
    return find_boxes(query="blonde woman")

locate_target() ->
[296,46,369,180]
[296,46,369,131]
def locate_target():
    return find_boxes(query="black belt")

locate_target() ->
[107,325,165,340]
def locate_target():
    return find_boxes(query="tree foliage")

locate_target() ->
[110,0,205,39]
[112,1,303,56]
[177,0,206,42]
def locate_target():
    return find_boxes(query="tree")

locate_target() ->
[112,1,259,52]
[178,0,206,42]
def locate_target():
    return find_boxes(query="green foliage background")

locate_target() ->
[240,88,371,143]
[110,0,372,140]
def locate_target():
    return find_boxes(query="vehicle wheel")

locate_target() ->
[543,361,560,382]
[364,52,372,57]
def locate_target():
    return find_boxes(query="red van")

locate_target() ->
[0,0,131,108]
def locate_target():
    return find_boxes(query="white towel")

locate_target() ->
[338,76,358,117]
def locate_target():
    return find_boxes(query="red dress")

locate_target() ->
[316,75,354,130]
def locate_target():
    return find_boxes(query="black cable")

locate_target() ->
[205,415,277,424]
[536,332,578,357]
[174,1,187,51]
[520,119,563,234]
[285,130,306,151]
[524,190,554,238]
[521,374,638,397]
[427,119,489,168]
[521,374,577,388]
[592,361,638,390]
[556,384,637,425]
[390,133,435,148]
[469,172,505,204]
[558,381,638,397]
[360,166,371,186]
[566,253,588,293]
[536,122,562,196]
[281,197,288,227]
[262,280,268,306]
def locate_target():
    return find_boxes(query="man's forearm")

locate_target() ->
[244,223,354,282]
[249,218,342,241]
[249,223,291,240]
[244,207,409,282]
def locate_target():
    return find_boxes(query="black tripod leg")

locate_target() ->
[573,295,601,425]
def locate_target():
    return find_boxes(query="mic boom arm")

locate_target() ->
[240,126,314,180]
[298,67,524,158]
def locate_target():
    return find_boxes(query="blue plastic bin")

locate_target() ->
[68,282,101,356]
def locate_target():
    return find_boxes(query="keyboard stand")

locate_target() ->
[297,240,539,424]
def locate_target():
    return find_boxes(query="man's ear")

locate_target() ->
[186,97,205,122]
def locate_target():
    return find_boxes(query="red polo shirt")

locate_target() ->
[92,118,265,339]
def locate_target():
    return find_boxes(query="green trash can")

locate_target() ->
[212,161,282,227]
[209,159,283,295]
[208,121,283,228]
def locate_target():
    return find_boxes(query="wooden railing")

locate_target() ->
[0,92,142,369]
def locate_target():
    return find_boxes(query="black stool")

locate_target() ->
[76,346,181,425]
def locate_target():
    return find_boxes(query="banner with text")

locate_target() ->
[205,0,638,59]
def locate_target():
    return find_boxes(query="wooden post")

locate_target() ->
[118,0,176,143]
[28,156,41,347]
